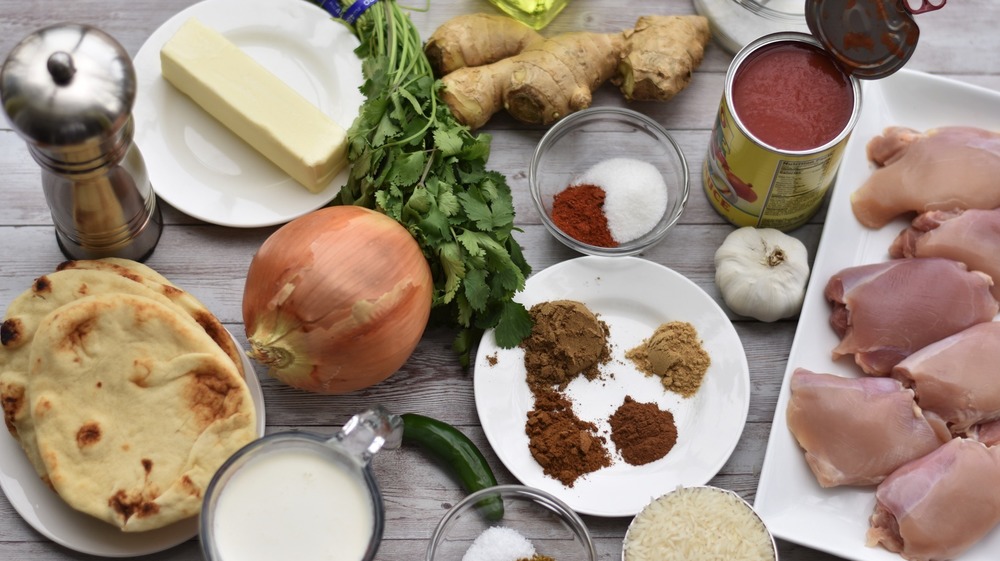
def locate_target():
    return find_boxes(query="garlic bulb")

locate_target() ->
[714,227,810,322]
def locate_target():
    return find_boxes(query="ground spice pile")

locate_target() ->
[551,184,617,248]
[609,396,678,466]
[626,321,710,397]
[521,300,613,487]
[525,387,612,487]
[521,300,610,392]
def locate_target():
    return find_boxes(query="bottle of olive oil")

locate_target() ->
[486,0,571,29]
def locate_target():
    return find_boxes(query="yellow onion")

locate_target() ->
[242,206,433,394]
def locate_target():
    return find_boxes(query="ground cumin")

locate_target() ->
[609,396,678,466]
[525,388,612,487]
[626,321,711,397]
[521,300,610,393]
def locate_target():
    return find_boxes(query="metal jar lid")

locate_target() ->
[0,24,136,149]
[806,0,946,79]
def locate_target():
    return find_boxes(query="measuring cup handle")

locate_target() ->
[331,406,404,465]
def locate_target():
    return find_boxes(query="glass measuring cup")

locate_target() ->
[199,407,403,561]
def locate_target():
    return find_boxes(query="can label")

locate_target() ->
[703,97,850,231]
[703,33,859,232]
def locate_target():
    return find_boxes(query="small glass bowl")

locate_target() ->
[425,484,597,561]
[529,106,690,257]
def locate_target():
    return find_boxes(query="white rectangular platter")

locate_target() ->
[754,68,1000,561]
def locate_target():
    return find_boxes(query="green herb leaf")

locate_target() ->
[328,0,533,364]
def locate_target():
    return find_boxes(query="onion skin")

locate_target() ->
[242,206,433,394]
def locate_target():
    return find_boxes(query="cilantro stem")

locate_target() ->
[323,0,533,366]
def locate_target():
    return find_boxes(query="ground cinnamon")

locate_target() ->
[550,183,618,247]
[609,396,678,466]
[525,387,611,487]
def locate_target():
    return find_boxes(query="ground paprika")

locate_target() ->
[550,183,618,248]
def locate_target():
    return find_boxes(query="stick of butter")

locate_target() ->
[160,18,347,193]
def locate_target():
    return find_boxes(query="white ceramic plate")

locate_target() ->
[474,256,750,517]
[754,69,1000,561]
[132,0,364,227]
[0,330,266,557]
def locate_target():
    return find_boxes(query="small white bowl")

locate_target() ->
[529,106,690,257]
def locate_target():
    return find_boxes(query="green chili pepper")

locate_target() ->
[401,413,504,521]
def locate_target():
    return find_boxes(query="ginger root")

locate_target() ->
[438,31,625,130]
[425,13,543,76]
[425,13,710,130]
[615,15,711,102]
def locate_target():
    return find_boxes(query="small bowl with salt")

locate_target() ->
[425,484,597,561]
[529,106,689,257]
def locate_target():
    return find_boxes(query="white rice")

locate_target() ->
[623,486,776,561]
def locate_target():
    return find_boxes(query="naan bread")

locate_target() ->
[29,293,256,532]
[60,257,176,285]
[55,259,245,378]
[0,268,228,481]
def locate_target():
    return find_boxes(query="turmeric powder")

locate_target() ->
[425,13,710,129]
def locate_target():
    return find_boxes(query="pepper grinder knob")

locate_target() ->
[0,24,163,262]
[47,51,76,85]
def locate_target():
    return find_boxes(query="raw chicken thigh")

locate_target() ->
[890,208,1000,301]
[893,322,1000,433]
[825,258,997,375]
[868,438,1000,561]
[968,418,1000,446]
[786,369,949,488]
[851,126,1000,228]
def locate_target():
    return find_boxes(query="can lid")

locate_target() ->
[806,0,946,79]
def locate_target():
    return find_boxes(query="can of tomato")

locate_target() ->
[703,32,861,231]
[702,0,946,230]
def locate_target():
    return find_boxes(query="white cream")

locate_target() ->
[211,448,374,561]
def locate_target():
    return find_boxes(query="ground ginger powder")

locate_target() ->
[626,321,710,397]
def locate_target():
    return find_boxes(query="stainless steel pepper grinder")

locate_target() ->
[0,24,162,262]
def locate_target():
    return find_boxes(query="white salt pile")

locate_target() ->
[573,157,668,243]
[462,526,536,561]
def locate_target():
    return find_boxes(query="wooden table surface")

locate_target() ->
[1,1,997,559]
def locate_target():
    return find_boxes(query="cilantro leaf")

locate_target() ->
[330,0,533,365]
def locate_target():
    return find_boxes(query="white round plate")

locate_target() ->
[0,329,266,557]
[475,256,751,517]
[132,0,364,227]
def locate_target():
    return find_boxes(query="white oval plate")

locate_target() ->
[132,0,364,227]
[754,69,1000,561]
[474,256,750,517]
[0,330,266,557]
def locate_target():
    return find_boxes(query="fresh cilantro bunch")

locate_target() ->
[331,0,532,366]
